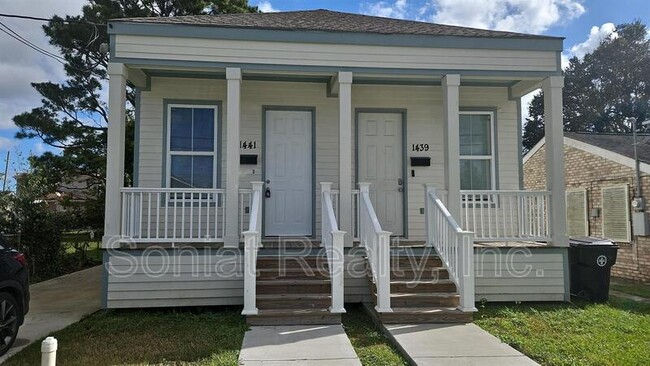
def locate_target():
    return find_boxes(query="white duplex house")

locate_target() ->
[103,10,569,325]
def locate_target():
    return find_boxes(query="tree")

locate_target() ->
[12,0,259,229]
[522,21,650,152]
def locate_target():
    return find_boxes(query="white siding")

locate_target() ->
[105,247,567,307]
[474,247,568,302]
[105,249,372,308]
[116,35,558,72]
[105,250,243,308]
[137,78,521,240]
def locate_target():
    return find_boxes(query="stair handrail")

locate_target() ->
[358,182,392,313]
[320,183,346,313]
[424,184,477,312]
[242,181,264,315]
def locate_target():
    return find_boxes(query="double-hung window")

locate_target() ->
[167,105,219,189]
[459,112,495,190]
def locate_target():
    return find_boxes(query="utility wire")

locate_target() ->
[0,22,66,66]
[0,13,105,25]
[0,21,107,73]
[0,22,66,62]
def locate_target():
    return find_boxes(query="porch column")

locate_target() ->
[225,68,242,248]
[542,76,569,247]
[338,71,353,246]
[442,74,461,219]
[102,63,127,248]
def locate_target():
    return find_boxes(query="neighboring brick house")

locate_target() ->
[524,132,650,282]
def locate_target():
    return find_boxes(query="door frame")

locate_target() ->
[261,106,317,238]
[355,108,408,238]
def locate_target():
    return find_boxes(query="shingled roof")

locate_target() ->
[112,9,561,40]
[566,132,650,165]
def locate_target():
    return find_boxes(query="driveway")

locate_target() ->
[0,265,102,363]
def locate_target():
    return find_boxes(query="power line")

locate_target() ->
[0,22,66,66]
[0,21,106,73]
[0,13,105,25]
[0,22,66,62]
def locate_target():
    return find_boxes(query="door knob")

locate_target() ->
[398,187,404,192]
[265,179,271,184]
[265,188,271,198]
[398,178,403,186]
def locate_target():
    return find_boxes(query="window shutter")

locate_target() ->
[566,189,588,237]
[602,185,631,242]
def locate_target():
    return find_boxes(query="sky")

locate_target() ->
[0,0,649,186]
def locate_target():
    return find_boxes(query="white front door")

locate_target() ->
[358,112,404,236]
[264,110,313,236]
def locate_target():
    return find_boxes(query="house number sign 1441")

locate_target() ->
[411,143,430,152]
[240,141,257,149]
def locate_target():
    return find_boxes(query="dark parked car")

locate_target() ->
[0,235,29,355]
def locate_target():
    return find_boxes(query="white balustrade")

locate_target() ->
[460,190,551,241]
[320,183,346,313]
[120,188,226,242]
[358,182,392,313]
[242,182,264,315]
[425,185,477,313]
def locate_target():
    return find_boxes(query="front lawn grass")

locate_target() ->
[475,298,650,366]
[342,304,408,366]
[4,308,247,366]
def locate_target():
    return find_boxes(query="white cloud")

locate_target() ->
[257,1,279,13]
[558,22,618,69]
[0,0,86,130]
[427,0,585,34]
[520,90,539,128]
[0,136,14,150]
[361,0,409,19]
[569,23,618,59]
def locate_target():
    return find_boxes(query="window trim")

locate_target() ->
[459,110,497,190]
[165,103,220,189]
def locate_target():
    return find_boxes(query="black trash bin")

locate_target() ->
[569,237,619,302]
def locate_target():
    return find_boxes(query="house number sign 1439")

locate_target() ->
[240,141,257,149]
[411,143,430,152]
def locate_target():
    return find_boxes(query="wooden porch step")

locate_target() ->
[257,268,329,280]
[257,293,332,309]
[260,241,323,249]
[247,308,340,326]
[257,279,331,294]
[390,267,450,280]
[390,279,457,293]
[375,292,460,307]
[257,256,329,269]
[378,307,473,324]
[391,256,443,268]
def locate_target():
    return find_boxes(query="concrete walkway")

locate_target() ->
[1,265,102,363]
[385,323,539,366]
[238,325,362,365]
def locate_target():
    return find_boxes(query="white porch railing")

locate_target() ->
[242,182,264,316]
[320,183,346,314]
[330,189,361,241]
[239,189,253,238]
[425,185,476,312]
[120,188,226,242]
[358,182,392,313]
[460,190,551,241]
